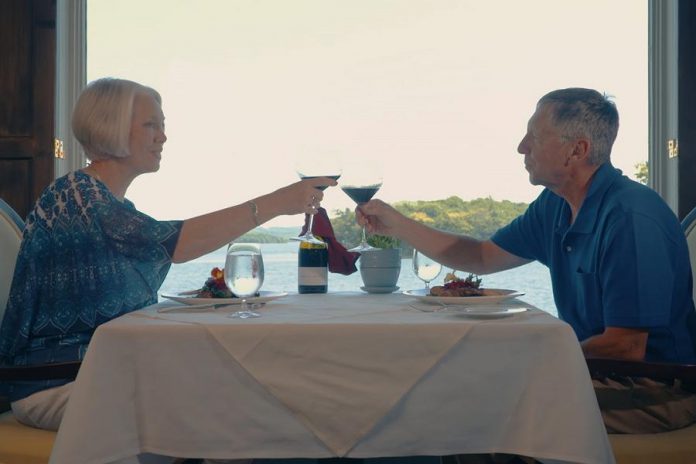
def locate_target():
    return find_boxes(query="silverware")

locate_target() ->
[157,302,266,313]
[177,289,201,296]
[157,303,226,313]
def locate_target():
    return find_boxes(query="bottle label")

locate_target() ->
[298,267,328,286]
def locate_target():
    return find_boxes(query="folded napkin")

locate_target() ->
[300,207,360,275]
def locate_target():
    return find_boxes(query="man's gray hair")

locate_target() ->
[538,88,619,165]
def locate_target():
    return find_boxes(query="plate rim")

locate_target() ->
[452,307,528,318]
[160,290,288,305]
[402,287,524,304]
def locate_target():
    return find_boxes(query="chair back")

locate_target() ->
[0,198,24,322]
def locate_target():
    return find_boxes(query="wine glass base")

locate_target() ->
[229,310,261,319]
[349,243,377,253]
[290,234,326,245]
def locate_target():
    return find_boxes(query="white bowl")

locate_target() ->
[359,249,401,268]
[359,266,401,287]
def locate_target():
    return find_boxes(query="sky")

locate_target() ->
[88,0,648,227]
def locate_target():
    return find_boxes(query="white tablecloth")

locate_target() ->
[49,292,614,464]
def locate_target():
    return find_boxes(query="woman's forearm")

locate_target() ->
[171,178,334,263]
[172,192,284,263]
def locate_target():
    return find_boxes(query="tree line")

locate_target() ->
[237,196,529,251]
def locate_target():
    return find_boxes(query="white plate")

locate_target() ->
[402,287,524,305]
[161,291,288,306]
[449,307,528,318]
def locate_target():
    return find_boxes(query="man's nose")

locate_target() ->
[517,138,527,155]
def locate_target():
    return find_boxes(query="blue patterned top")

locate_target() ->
[0,171,182,401]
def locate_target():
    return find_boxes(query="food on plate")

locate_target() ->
[193,267,261,298]
[429,272,485,297]
[195,267,235,298]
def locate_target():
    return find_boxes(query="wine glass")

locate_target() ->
[290,157,342,245]
[224,243,264,319]
[341,164,383,252]
[412,249,442,292]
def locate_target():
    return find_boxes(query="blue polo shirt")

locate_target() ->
[492,163,696,363]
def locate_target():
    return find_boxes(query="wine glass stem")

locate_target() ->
[360,226,367,245]
[307,213,315,237]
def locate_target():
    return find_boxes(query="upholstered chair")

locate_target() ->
[0,198,80,464]
[586,207,696,464]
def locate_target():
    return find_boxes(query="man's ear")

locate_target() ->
[571,138,590,161]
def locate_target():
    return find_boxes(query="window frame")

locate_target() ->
[55,0,87,177]
[649,0,679,212]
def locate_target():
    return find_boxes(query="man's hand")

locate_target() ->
[356,199,405,238]
[581,327,649,360]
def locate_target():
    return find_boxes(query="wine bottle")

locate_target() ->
[298,238,328,294]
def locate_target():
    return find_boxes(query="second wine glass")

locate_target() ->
[412,249,442,292]
[225,243,264,319]
[341,163,383,252]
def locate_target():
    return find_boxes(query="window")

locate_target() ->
[84,0,648,224]
[54,0,656,313]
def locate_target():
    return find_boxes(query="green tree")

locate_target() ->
[635,161,648,185]
[330,208,364,248]
[236,231,288,243]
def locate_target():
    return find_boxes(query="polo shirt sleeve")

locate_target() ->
[600,211,674,328]
[491,191,551,265]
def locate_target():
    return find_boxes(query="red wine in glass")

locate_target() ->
[341,186,380,204]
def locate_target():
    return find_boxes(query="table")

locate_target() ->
[49,292,614,464]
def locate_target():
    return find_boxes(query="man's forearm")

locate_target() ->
[397,219,486,273]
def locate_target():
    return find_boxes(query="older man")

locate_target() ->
[358,88,696,433]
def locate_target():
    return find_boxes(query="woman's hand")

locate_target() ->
[356,199,405,238]
[271,177,338,216]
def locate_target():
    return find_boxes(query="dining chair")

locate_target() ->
[585,206,696,464]
[0,197,81,464]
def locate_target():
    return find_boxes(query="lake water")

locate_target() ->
[160,242,558,317]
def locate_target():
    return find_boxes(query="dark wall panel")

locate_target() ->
[0,1,32,136]
[0,0,55,220]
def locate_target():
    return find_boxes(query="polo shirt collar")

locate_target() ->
[560,163,621,234]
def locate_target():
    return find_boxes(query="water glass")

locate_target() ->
[412,249,442,291]
[225,243,264,318]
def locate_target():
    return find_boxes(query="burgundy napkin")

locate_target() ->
[300,207,360,275]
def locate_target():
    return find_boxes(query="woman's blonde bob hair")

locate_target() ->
[72,77,161,161]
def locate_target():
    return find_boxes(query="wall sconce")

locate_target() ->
[54,138,65,159]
